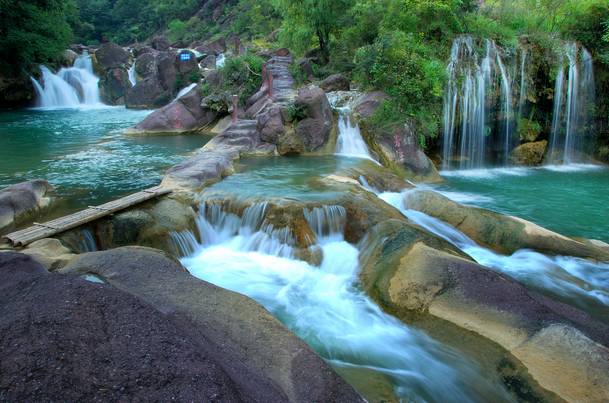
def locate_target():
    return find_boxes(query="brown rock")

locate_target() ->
[510,140,548,166]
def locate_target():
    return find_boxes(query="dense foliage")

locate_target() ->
[0,0,76,74]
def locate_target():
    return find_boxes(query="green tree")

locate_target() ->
[0,0,76,74]
[273,0,354,62]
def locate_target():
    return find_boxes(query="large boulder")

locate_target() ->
[404,189,609,261]
[60,247,363,402]
[150,35,170,51]
[353,91,389,119]
[176,50,198,75]
[156,51,178,92]
[0,180,54,234]
[21,238,75,270]
[61,49,78,67]
[0,252,245,402]
[99,67,131,104]
[257,105,304,155]
[359,220,609,402]
[134,52,158,78]
[320,73,350,92]
[510,140,548,166]
[125,85,216,135]
[194,38,226,56]
[0,72,34,108]
[125,76,170,109]
[94,43,129,71]
[294,85,333,151]
[365,122,442,183]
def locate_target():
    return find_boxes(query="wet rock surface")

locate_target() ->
[358,220,609,402]
[404,189,609,260]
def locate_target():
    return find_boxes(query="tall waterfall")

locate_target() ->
[335,107,375,161]
[30,51,103,108]
[548,42,596,164]
[442,36,519,170]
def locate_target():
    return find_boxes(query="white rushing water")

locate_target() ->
[379,190,609,310]
[174,83,198,101]
[31,51,103,109]
[548,42,596,164]
[335,107,376,161]
[174,202,512,402]
[128,62,137,86]
[216,53,226,68]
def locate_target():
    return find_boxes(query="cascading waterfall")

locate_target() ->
[128,62,137,86]
[548,42,596,164]
[442,36,518,170]
[335,107,376,161]
[378,189,609,314]
[173,201,513,401]
[30,51,103,108]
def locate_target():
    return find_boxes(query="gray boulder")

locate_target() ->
[125,85,216,135]
[94,43,129,71]
[0,180,54,234]
[320,73,350,92]
[353,91,389,119]
[150,35,170,51]
[125,76,170,109]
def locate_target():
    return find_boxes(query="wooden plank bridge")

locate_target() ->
[2,186,171,247]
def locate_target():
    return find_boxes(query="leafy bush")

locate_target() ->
[220,54,264,104]
[354,31,445,142]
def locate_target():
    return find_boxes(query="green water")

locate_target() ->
[208,155,365,201]
[438,165,609,242]
[0,107,209,210]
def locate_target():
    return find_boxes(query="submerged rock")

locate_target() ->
[358,220,609,402]
[0,180,54,234]
[404,189,609,261]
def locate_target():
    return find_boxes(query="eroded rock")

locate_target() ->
[0,180,54,234]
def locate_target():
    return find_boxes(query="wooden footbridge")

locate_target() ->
[2,186,171,247]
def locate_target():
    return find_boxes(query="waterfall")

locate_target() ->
[30,51,103,108]
[174,201,511,401]
[517,48,527,120]
[128,62,137,86]
[216,53,226,68]
[548,42,596,164]
[496,53,514,165]
[378,189,609,312]
[174,83,198,101]
[442,36,518,169]
[335,107,376,161]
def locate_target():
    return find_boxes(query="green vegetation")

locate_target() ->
[1,0,609,151]
[202,54,264,112]
[0,0,76,74]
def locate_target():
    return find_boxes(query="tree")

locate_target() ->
[273,0,354,62]
[0,0,76,74]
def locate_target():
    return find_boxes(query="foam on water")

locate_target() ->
[440,166,531,179]
[379,190,609,312]
[177,203,513,402]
